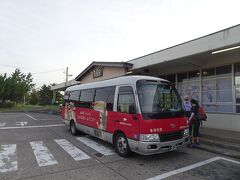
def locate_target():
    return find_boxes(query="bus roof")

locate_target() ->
[65,75,169,92]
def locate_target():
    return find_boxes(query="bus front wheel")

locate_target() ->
[114,133,131,157]
[70,120,78,136]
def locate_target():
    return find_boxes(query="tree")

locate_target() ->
[9,69,35,103]
[38,84,63,105]
[0,73,8,103]
[29,89,39,105]
[38,84,52,105]
[0,69,34,105]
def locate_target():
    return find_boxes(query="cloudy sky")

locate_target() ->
[0,0,240,87]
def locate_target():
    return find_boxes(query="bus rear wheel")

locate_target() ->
[114,133,131,157]
[70,120,78,136]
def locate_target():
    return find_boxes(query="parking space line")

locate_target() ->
[30,141,58,166]
[55,139,90,161]
[0,144,18,172]
[0,124,64,130]
[25,114,38,120]
[220,157,240,165]
[146,156,240,180]
[76,136,115,156]
[38,119,61,121]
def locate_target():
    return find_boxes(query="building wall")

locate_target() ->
[158,62,240,132]
[80,66,127,84]
[204,113,240,132]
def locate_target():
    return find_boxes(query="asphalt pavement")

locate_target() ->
[0,112,239,180]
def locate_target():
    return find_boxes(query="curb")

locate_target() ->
[197,144,240,160]
[201,133,240,145]
[200,138,240,152]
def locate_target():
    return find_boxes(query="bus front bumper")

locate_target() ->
[128,136,189,155]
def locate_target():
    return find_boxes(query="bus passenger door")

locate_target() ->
[114,86,139,141]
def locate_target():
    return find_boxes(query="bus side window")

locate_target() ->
[79,89,95,109]
[68,90,80,107]
[63,91,70,106]
[117,86,136,114]
[94,86,115,111]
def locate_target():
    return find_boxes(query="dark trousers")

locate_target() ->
[189,120,200,138]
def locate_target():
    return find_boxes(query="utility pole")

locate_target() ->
[65,67,69,86]
[64,67,72,87]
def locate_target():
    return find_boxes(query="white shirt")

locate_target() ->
[183,101,192,112]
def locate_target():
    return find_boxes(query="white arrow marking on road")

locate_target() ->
[0,144,18,172]
[16,121,28,126]
[30,141,58,167]
[55,139,90,161]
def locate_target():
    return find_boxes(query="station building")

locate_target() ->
[52,24,240,132]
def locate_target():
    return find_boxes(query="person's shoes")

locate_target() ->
[190,144,197,148]
[187,143,196,148]
[196,142,200,146]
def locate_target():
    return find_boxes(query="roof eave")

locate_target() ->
[75,61,132,81]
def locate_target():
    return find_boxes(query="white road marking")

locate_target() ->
[76,136,115,156]
[0,122,6,127]
[25,114,38,120]
[55,139,90,161]
[0,124,64,130]
[220,157,240,165]
[30,141,58,166]
[38,119,60,121]
[146,156,240,180]
[16,121,28,126]
[0,144,17,172]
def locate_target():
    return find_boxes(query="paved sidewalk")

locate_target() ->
[199,127,240,159]
[201,127,240,143]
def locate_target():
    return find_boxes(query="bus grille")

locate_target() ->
[159,131,183,142]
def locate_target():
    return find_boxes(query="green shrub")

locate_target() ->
[0,102,14,108]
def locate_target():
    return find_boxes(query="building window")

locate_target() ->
[177,71,200,101]
[202,65,233,113]
[202,68,216,105]
[235,63,240,113]
[176,65,234,113]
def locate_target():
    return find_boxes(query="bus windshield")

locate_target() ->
[137,80,184,119]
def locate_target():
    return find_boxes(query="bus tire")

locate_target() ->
[114,133,131,157]
[70,120,78,136]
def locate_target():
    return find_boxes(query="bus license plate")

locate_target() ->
[170,145,176,151]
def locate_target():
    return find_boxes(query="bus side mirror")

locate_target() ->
[129,104,136,114]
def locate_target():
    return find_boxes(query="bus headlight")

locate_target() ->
[184,129,189,136]
[140,134,160,142]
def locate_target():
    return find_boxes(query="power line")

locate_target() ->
[0,65,65,75]
[32,68,65,75]
[0,64,29,69]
